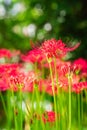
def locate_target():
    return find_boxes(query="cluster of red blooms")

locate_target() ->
[30,111,59,125]
[0,39,87,94]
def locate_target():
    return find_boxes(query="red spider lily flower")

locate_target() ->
[0,71,25,91]
[9,72,25,91]
[46,111,57,122]
[58,74,80,92]
[41,39,65,58]
[0,48,12,58]
[64,42,80,52]
[32,111,59,125]
[0,64,37,92]
[8,70,37,92]
[73,58,87,73]
[23,82,34,92]
[38,79,58,96]
[21,48,44,63]
[72,81,87,93]
[42,111,59,123]
[0,63,22,91]
[54,61,80,91]
[45,83,58,96]
[0,63,20,73]
[23,71,37,92]
[59,62,78,76]
[41,38,80,58]
[58,62,71,75]
[0,79,9,91]
[56,63,80,92]
[0,63,21,79]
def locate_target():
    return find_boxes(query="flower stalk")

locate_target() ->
[68,71,72,130]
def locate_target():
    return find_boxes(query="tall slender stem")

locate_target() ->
[78,93,81,130]
[0,92,8,118]
[68,73,72,130]
[81,92,83,126]
[19,88,23,130]
[47,57,58,129]
[11,90,18,130]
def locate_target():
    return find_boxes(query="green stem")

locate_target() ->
[34,63,45,130]
[11,90,18,130]
[7,91,13,130]
[35,84,45,130]
[81,92,83,126]
[0,92,8,118]
[19,89,23,130]
[47,57,58,129]
[68,74,72,130]
[78,93,81,130]
[54,58,63,130]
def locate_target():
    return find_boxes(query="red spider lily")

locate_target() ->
[30,111,59,125]
[0,63,22,91]
[59,62,78,76]
[21,48,44,63]
[42,111,59,123]
[0,49,12,58]
[0,63,20,73]
[58,74,80,92]
[0,64,21,84]
[41,39,65,58]
[58,63,80,89]
[23,71,37,92]
[9,72,25,91]
[7,70,37,92]
[41,38,80,58]
[0,72,25,91]
[39,60,81,94]
[0,79,9,91]
[73,58,87,73]
[72,81,87,93]
[64,42,80,52]
[38,79,58,96]
[45,82,58,96]
[0,63,38,92]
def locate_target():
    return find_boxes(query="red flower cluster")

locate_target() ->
[73,81,87,93]
[1,39,87,95]
[0,49,12,58]
[41,38,80,58]
[21,48,44,63]
[0,63,37,92]
[31,111,59,124]
[73,58,87,73]
[42,111,59,123]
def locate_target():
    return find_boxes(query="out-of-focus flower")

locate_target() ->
[73,58,87,73]
[9,72,25,91]
[32,111,59,124]
[0,79,9,91]
[0,49,12,58]
[0,63,20,74]
[21,48,44,63]
[0,63,22,91]
[42,111,59,123]
[38,79,58,96]
[72,81,87,93]
[23,71,37,92]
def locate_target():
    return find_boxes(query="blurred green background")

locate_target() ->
[0,0,87,58]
